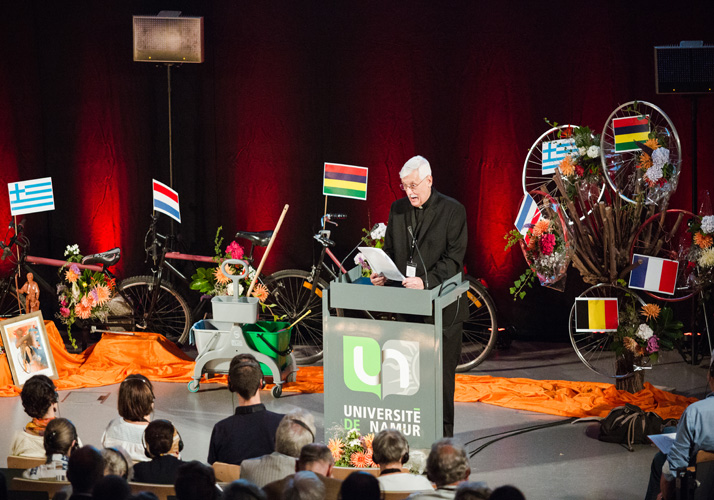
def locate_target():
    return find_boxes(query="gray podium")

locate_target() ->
[323,266,468,449]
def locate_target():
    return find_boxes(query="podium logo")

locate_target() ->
[343,336,420,399]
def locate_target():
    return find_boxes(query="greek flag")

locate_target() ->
[7,177,55,216]
[542,139,578,174]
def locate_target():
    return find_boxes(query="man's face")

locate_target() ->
[400,170,432,208]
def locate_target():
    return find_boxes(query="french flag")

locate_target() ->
[514,194,541,244]
[628,254,679,295]
[152,179,181,223]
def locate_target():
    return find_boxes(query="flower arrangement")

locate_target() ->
[56,245,116,349]
[556,126,603,200]
[684,214,714,289]
[636,137,675,189]
[327,428,377,469]
[614,299,683,364]
[355,223,387,278]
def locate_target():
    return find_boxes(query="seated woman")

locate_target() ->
[10,374,59,458]
[102,446,134,481]
[372,429,433,492]
[101,374,155,462]
[132,419,184,484]
[22,418,78,481]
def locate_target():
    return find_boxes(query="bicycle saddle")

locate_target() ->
[234,230,273,247]
[82,247,121,267]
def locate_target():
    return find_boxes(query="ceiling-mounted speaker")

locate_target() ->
[655,41,714,94]
[133,12,204,63]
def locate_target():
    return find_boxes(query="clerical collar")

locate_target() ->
[235,404,266,415]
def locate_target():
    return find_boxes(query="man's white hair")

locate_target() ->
[400,155,431,181]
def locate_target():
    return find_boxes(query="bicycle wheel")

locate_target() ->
[568,283,644,379]
[117,275,191,343]
[0,281,24,319]
[261,269,340,365]
[523,125,580,198]
[456,277,498,372]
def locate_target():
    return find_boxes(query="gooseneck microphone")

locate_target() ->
[407,225,429,289]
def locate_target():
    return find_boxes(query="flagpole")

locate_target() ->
[323,196,328,230]
[13,215,23,314]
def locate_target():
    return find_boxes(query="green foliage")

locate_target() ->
[189,267,216,294]
[509,269,534,301]
[503,229,524,251]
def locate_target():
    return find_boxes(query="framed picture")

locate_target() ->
[0,311,57,386]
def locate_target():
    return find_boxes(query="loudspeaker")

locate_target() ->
[655,43,714,94]
[133,14,204,63]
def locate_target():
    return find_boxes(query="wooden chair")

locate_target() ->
[212,461,241,482]
[129,481,176,500]
[11,477,70,497]
[677,450,714,500]
[331,467,381,480]
[383,492,413,500]
[7,456,45,469]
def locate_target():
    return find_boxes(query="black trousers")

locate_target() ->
[442,321,463,438]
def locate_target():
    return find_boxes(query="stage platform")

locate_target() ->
[0,336,709,500]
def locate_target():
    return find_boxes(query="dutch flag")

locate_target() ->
[514,194,541,244]
[628,254,679,296]
[152,179,181,223]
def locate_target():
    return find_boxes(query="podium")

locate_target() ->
[322,267,468,449]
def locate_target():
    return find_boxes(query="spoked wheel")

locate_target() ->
[117,275,192,343]
[569,283,644,379]
[630,209,697,302]
[261,269,342,365]
[456,277,498,372]
[0,281,24,319]
[523,125,581,198]
[600,101,681,206]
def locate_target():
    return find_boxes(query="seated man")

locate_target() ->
[207,354,284,465]
[133,419,185,484]
[262,443,342,500]
[409,438,472,500]
[175,461,221,500]
[66,446,105,500]
[646,360,714,500]
[241,409,316,487]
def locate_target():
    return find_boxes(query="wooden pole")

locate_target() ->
[13,215,23,314]
[247,204,289,297]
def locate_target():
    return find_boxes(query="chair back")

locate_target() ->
[213,461,241,482]
[693,450,714,500]
[7,455,46,469]
[129,481,176,500]
[384,492,412,500]
[11,477,70,497]
[331,467,381,480]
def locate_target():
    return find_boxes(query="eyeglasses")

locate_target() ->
[399,177,428,191]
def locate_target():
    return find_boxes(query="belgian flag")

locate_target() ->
[575,298,619,332]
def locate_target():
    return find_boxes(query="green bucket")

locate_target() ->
[242,321,292,375]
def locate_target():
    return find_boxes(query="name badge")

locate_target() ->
[406,260,417,278]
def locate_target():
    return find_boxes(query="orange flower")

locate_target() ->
[349,451,367,468]
[215,266,233,284]
[327,438,344,461]
[364,449,376,468]
[644,138,660,150]
[694,232,713,249]
[252,283,270,302]
[623,336,639,353]
[641,303,661,321]
[93,285,111,306]
[639,152,652,170]
[559,155,575,176]
[362,433,375,451]
[75,296,93,319]
[532,219,551,238]
[65,268,80,283]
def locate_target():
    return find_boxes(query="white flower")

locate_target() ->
[651,147,670,170]
[701,216,714,234]
[348,439,361,447]
[578,147,587,156]
[645,165,663,184]
[699,248,714,268]
[635,323,654,341]
[64,244,80,256]
[354,252,365,265]
[226,283,234,296]
[370,223,387,240]
[587,145,600,158]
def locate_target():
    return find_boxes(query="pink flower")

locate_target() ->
[226,241,244,260]
[540,233,556,255]
[646,336,659,353]
[60,307,71,318]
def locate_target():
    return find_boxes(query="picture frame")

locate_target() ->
[0,311,58,386]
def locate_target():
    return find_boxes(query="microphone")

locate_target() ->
[407,226,429,289]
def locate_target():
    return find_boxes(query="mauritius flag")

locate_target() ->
[323,163,368,200]
[613,116,650,153]
[575,298,619,332]
[628,254,679,295]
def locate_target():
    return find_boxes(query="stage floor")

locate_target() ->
[1,339,709,500]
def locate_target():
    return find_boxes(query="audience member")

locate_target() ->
[102,447,134,481]
[454,481,492,500]
[0,473,6,500]
[207,354,284,465]
[372,429,433,492]
[23,418,77,481]
[92,475,131,500]
[489,485,525,500]
[645,359,714,500]
[11,374,59,457]
[133,419,185,484]
[222,479,266,500]
[339,471,380,500]
[409,439,471,500]
[174,461,220,500]
[284,471,326,500]
[241,408,315,487]
[66,445,105,499]
[102,374,155,462]
[263,443,341,500]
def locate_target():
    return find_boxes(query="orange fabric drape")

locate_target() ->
[0,322,697,421]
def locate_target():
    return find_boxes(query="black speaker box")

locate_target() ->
[655,44,714,94]
[133,15,204,63]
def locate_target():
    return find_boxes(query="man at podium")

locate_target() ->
[370,155,468,437]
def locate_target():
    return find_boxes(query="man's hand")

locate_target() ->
[402,277,424,289]
[370,272,386,286]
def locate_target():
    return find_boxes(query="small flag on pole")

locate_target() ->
[542,138,578,175]
[613,116,650,153]
[7,177,55,216]
[323,163,368,200]
[514,194,541,244]
[628,254,679,295]
[152,179,181,223]
[575,298,619,332]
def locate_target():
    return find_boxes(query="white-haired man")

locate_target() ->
[371,155,468,437]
